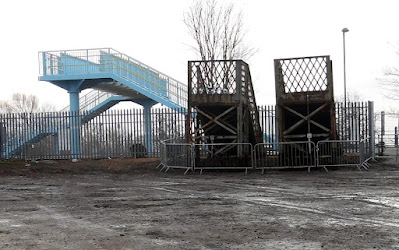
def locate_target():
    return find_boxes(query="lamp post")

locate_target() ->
[342,27,349,105]
[342,27,349,140]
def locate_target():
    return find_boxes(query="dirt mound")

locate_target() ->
[0,158,160,176]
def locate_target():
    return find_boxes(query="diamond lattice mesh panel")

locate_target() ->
[190,61,237,95]
[279,57,328,93]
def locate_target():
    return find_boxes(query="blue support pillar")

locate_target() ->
[137,99,156,157]
[69,91,80,113]
[49,79,85,158]
[69,91,81,158]
[143,105,153,155]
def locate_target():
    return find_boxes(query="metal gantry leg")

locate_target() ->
[69,91,81,159]
[143,105,153,155]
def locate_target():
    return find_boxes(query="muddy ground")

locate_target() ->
[0,155,399,250]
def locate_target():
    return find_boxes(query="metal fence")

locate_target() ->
[254,141,316,173]
[158,138,193,174]
[317,137,372,171]
[0,102,373,164]
[376,133,398,151]
[159,142,254,174]
[159,140,372,173]
[0,108,186,160]
[335,102,371,141]
[376,133,399,160]
[192,143,253,173]
[361,136,373,168]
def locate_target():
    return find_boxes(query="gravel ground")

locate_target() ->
[0,157,399,249]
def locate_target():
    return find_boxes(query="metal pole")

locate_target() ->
[368,101,375,160]
[342,30,348,106]
[397,117,399,161]
[69,91,81,159]
[342,28,349,140]
[381,111,385,156]
[143,104,153,155]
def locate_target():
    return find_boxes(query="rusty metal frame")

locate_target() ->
[274,55,338,143]
[187,60,262,169]
[283,103,330,138]
[195,106,238,136]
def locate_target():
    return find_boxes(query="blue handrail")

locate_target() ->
[39,48,187,109]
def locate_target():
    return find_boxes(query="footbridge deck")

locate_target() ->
[39,48,187,110]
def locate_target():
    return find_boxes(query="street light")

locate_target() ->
[342,27,349,105]
[342,27,349,140]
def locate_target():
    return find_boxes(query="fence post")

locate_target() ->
[0,121,3,160]
[190,143,195,171]
[359,139,365,168]
[160,141,166,167]
[368,101,375,160]
[275,104,279,151]
[381,111,385,156]
[143,105,153,156]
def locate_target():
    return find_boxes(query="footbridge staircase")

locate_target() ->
[3,48,188,158]
[60,89,132,123]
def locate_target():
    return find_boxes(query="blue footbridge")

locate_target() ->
[5,48,187,158]
[39,48,187,111]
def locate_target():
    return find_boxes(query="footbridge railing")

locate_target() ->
[39,48,187,109]
[60,89,117,112]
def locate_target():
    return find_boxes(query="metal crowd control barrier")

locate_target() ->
[158,139,374,174]
[316,139,369,171]
[254,141,316,173]
[360,136,373,169]
[157,139,193,174]
[157,141,167,170]
[376,133,399,160]
[193,143,253,174]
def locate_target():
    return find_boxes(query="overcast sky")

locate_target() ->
[1,0,398,112]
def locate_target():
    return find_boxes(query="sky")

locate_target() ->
[1,0,398,114]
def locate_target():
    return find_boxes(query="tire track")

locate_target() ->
[139,179,399,229]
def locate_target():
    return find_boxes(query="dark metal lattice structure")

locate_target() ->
[187,60,262,168]
[274,55,338,143]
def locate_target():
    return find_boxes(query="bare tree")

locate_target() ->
[335,91,362,103]
[379,45,399,99]
[184,0,256,94]
[183,0,255,61]
[0,94,57,158]
[0,93,56,143]
[0,93,55,114]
